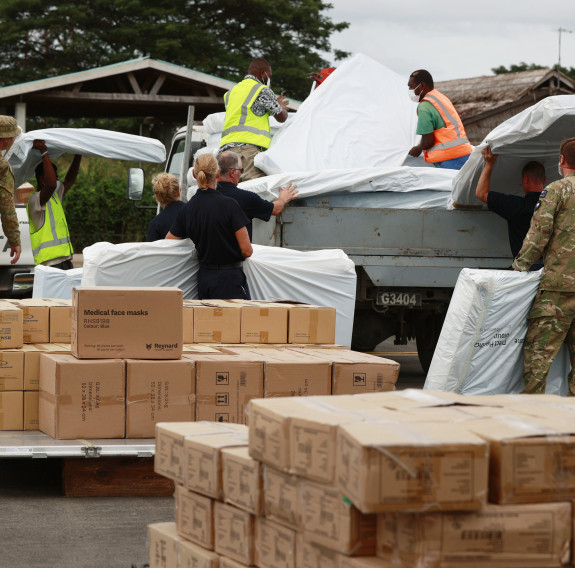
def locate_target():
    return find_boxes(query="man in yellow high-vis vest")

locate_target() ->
[27,139,81,269]
[220,58,289,182]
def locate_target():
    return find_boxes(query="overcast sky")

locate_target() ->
[323,1,575,82]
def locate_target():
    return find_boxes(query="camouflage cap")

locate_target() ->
[0,116,21,138]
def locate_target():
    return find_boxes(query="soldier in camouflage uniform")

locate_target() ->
[0,116,22,265]
[513,137,575,394]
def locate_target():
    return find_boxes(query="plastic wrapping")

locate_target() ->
[451,95,575,207]
[32,265,83,299]
[7,128,166,187]
[80,241,356,347]
[424,268,570,395]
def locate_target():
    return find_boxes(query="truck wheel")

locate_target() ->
[351,311,391,352]
[415,313,445,374]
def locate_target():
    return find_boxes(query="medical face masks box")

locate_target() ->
[7,298,49,343]
[0,391,24,430]
[43,299,73,343]
[193,300,241,343]
[72,287,183,359]
[0,302,23,348]
[39,354,125,439]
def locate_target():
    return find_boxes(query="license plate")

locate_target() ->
[377,292,422,307]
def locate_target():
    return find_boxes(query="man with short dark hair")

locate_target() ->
[27,140,81,268]
[476,145,546,264]
[216,151,298,240]
[219,58,289,181]
[513,137,575,394]
[407,69,472,170]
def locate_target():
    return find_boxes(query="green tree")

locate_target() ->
[0,0,349,101]
[492,62,575,82]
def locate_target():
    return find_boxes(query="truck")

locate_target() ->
[129,114,512,371]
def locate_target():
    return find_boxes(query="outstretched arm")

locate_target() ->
[33,140,58,206]
[63,154,82,195]
[475,146,498,204]
[272,183,298,215]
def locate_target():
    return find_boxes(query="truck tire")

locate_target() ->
[351,311,392,352]
[415,313,445,374]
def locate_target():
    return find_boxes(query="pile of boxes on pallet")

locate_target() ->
[0,287,400,439]
[148,390,575,568]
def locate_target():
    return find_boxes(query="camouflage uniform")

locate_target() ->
[513,172,575,394]
[0,155,21,248]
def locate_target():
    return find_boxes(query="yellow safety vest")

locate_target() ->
[27,191,73,265]
[220,78,272,149]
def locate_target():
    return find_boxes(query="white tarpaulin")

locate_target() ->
[7,128,166,187]
[238,166,456,204]
[32,265,83,299]
[451,95,575,207]
[79,241,356,347]
[424,268,569,395]
[253,53,419,175]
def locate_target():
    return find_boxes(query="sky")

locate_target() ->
[322,1,575,82]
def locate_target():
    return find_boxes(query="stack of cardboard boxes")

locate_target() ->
[0,288,399,440]
[148,391,575,568]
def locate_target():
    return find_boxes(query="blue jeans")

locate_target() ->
[433,153,471,170]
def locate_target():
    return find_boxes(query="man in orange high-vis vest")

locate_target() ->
[407,69,473,170]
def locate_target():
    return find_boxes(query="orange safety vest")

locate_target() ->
[420,89,472,163]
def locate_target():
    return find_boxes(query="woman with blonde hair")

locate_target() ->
[167,153,253,299]
[147,172,185,241]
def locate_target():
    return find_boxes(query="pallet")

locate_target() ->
[63,456,175,497]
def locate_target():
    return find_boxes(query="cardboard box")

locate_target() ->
[239,301,288,344]
[72,286,183,359]
[193,300,241,343]
[175,484,214,550]
[125,359,195,438]
[287,303,336,344]
[0,350,24,390]
[39,354,125,439]
[301,349,399,395]
[182,344,226,355]
[301,480,377,556]
[222,446,263,515]
[148,522,179,568]
[254,516,296,568]
[214,501,255,566]
[21,343,71,390]
[184,429,249,498]
[24,390,39,430]
[340,558,393,568]
[218,558,250,568]
[7,298,49,343]
[262,348,332,398]
[182,299,195,344]
[336,421,489,514]
[296,535,344,568]
[154,421,246,484]
[0,391,24,430]
[190,353,263,425]
[45,299,73,343]
[263,465,302,530]
[464,415,575,504]
[378,502,573,568]
[0,302,23,348]
[178,536,219,568]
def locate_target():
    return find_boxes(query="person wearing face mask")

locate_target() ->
[219,58,289,182]
[513,137,575,394]
[407,69,472,170]
[0,116,22,265]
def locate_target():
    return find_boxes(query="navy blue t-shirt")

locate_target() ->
[217,181,274,240]
[487,191,541,258]
[169,188,249,265]
[147,200,186,241]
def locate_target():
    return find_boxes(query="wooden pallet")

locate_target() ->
[63,457,175,497]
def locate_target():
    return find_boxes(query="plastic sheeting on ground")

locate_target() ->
[253,53,419,175]
[32,265,83,299]
[238,166,457,206]
[451,95,575,207]
[7,128,166,187]
[424,268,569,395]
[79,241,356,347]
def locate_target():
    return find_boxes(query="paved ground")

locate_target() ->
[0,340,423,568]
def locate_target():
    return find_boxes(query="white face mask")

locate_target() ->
[408,83,421,102]
[264,73,271,88]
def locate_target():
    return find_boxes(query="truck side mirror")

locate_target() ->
[127,168,145,201]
